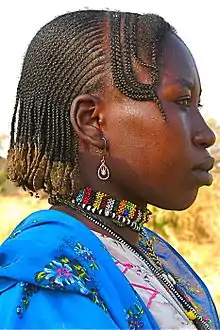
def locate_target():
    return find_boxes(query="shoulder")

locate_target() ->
[0,210,107,291]
[6,209,84,237]
[3,209,98,250]
[0,210,117,328]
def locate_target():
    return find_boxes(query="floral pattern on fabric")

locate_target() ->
[89,289,108,312]
[59,237,99,271]
[74,242,99,270]
[33,238,109,315]
[126,303,145,330]
[17,282,39,318]
[35,256,91,294]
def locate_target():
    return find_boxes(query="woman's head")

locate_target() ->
[7,10,215,210]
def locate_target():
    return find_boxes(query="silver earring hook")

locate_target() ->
[102,136,108,152]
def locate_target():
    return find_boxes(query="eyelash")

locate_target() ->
[176,97,203,109]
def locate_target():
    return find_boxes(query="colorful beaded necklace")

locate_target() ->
[75,187,151,232]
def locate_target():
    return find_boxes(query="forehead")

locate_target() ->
[159,33,200,91]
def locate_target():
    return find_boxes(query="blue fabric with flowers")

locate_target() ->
[0,209,219,329]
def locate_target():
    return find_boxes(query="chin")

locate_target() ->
[173,195,199,211]
[156,190,199,211]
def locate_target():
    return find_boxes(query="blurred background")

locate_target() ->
[0,0,219,313]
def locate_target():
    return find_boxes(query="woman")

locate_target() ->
[0,10,219,329]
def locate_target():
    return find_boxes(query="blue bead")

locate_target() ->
[123,209,130,216]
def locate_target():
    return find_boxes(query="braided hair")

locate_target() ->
[7,10,176,202]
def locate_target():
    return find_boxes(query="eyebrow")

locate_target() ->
[176,78,202,96]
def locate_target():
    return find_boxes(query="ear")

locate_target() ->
[70,94,105,150]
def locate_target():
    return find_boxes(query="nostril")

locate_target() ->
[202,142,210,149]
[193,127,216,149]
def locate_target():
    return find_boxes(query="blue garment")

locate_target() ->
[0,209,219,329]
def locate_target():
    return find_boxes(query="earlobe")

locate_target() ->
[70,94,105,150]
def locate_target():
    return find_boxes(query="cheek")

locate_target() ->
[107,108,166,173]
[107,108,156,156]
[106,102,192,182]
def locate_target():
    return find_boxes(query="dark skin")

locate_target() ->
[52,32,215,246]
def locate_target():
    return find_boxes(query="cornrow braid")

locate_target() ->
[109,11,174,120]
[7,10,176,201]
[130,14,156,70]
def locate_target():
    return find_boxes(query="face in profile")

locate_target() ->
[102,32,216,210]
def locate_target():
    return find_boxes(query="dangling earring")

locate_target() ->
[97,137,110,181]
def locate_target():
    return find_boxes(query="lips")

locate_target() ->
[192,157,215,172]
[192,157,215,186]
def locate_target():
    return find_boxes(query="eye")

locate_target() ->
[175,97,203,111]
[175,97,191,108]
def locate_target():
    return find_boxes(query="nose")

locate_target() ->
[192,116,216,149]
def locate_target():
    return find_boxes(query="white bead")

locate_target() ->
[167,273,176,285]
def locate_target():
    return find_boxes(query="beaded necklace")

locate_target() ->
[75,187,151,232]
[55,190,212,330]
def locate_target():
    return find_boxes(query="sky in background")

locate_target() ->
[0,0,219,139]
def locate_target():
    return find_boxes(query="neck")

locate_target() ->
[51,204,140,246]
[88,183,148,211]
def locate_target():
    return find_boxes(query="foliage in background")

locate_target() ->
[208,118,220,171]
[0,170,6,194]
[148,174,220,243]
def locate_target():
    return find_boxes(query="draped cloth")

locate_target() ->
[0,210,219,329]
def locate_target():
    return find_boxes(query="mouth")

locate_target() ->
[192,157,215,186]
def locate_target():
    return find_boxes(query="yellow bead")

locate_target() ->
[185,310,197,320]
[93,192,105,209]
[129,205,136,218]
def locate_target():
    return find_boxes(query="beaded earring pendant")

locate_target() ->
[97,156,110,180]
